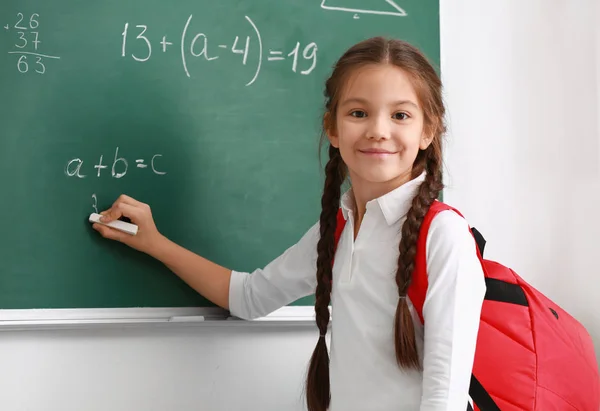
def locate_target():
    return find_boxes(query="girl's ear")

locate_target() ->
[419,132,433,150]
[324,112,339,148]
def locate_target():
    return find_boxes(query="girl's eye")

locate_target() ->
[350,110,367,118]
[393,112,409,120]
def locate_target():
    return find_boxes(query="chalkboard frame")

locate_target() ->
[0,305,320,331]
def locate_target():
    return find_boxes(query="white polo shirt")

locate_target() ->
[229,172,486,411]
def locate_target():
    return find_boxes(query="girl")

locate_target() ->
[93,37,486,411]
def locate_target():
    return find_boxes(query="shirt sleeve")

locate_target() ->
[228,221,320,320]
[419,210,486,411]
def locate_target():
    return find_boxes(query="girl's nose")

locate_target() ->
[366,114,391,140]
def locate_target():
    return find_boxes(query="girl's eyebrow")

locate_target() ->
[340,97,369,106]
[340,97,419,109]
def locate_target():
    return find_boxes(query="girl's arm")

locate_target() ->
[419,210,486,411]
[93,195,318,317]
[228,221,319,319]
[149,235,233,309]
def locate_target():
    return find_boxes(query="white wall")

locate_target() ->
[1,1,598,410]
[441,0,600,359]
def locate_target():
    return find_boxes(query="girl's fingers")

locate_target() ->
[98,208,114,221]
[100,195,147,222]
[112,194,145,209]
[101,202,141,223]
[100,206,122,222]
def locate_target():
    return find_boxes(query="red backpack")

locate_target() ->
[334,200,600,410]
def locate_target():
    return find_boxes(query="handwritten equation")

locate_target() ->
[4,13,60,74]
[65,147,166,179]
[63,147,167,214]
[121,15,318,86]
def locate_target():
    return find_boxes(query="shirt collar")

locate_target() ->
[340,171,427,226]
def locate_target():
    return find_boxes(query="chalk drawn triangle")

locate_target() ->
[320,0,407,17]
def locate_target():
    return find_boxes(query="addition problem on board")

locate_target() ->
[5,13,60,74]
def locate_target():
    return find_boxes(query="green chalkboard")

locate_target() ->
[0,0,440,310]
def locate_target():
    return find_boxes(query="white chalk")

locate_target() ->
[89,213,138,236]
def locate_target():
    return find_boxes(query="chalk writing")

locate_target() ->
[5,13,60,74]
[92,194,98,214]
[120,15,318,86]
[65,148,166,179]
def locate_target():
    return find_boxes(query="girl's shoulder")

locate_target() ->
[423,204,485,286]
[425,204,477,254]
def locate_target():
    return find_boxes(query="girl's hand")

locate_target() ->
[92,194,164,255]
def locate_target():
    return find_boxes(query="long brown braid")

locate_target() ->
[306,36,446,411]
[306,144,344,411]
[394,147,444,369]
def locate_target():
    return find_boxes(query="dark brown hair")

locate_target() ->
[306,36,445,411]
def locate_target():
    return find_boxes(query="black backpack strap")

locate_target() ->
[465,229,505,410]
[470,227,486,257]
[470,374,501,410]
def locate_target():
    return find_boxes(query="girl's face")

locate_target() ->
[328,64,432,192]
